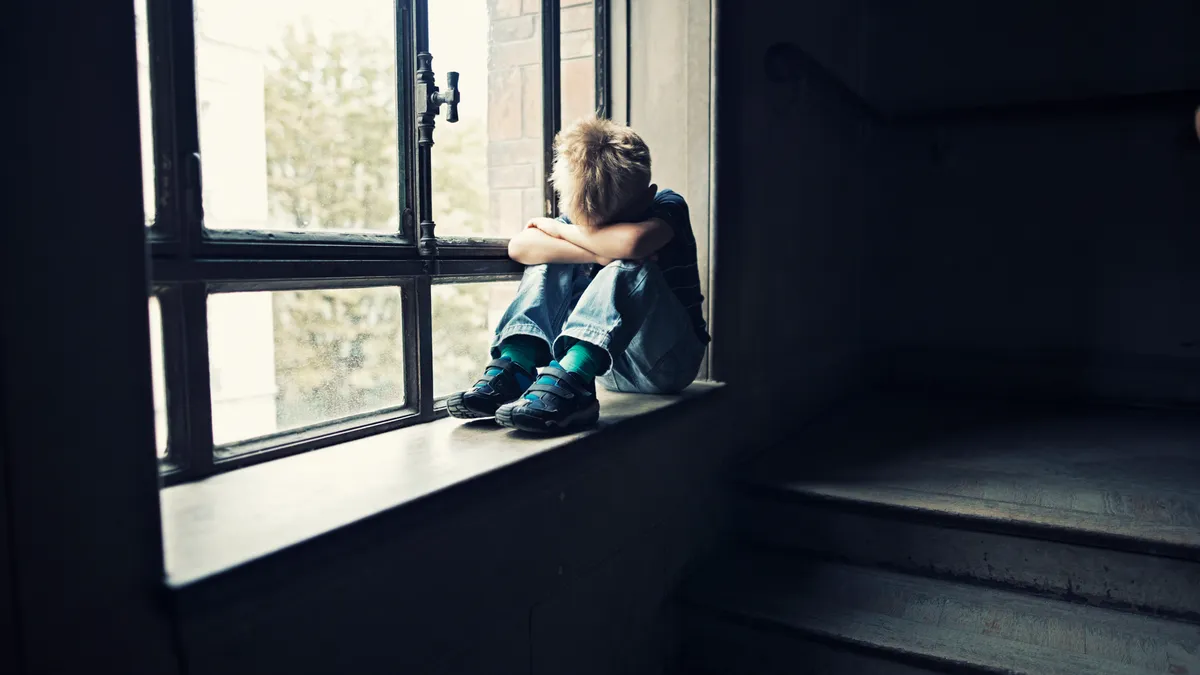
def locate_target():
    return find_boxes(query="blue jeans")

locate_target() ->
[491,261,706,394]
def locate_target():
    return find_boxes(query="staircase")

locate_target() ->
[678,394,1200,674]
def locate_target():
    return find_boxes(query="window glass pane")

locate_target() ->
[560,1,596,128]
[135,0,155,225]
[149,297,168,457]
[432,281,520,398]
[194,0,400,232]
[429,1,544,238]
[208,287,406,445]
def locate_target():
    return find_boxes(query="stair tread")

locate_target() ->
[681,551,1200,675]
[759,481,1200,558]
[737,495,1200,621]
[743,395,1200,559]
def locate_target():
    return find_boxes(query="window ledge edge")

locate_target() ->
[161,381,725,589]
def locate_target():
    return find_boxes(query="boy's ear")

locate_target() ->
[636,185,658,217]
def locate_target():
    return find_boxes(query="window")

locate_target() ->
[138,0,610,484]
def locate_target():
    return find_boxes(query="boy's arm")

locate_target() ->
[530,217,673,261]
[508,226,613,265]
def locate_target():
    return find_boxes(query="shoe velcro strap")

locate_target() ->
[473,359,530,390]
[486,357,520,372]
[526,365,583,399]
[524,382,576,400]
[538,365,572,382]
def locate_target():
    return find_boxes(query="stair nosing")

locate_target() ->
[743,479,1200,562]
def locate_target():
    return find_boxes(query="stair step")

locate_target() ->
[680,551,1200,675]
[749,480,1200,559]
[682,611,945,675]
[738,493,1200,621]
[734,394,1200,618]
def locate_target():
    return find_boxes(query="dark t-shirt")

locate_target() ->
[643,189,709,344]
[560,189,709,343]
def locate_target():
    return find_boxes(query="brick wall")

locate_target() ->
[486,0,594,235]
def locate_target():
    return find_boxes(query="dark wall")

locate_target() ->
[718,0,1200,406]
[871,101,1200,403]
[713,1,872,417]
[6,2,181,673]
[865,4,1200,404]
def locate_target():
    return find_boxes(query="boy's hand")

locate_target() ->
[522,217,662,264]
[526,217,562,238]
[550,217,673,262]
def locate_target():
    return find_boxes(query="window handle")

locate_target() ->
[431,71,460,123]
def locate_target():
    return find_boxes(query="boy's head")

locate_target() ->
[550,116,657,228]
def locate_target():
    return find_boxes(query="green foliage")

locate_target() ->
[264,23,399,231]
[272,288,405,428]
[262,24,497,427]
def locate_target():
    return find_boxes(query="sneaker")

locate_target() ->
[446,357,536,419]
[495,362,600,433]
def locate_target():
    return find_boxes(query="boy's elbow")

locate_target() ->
[508,237,531,264]
[625,228,672,260]
[626,239,658,260]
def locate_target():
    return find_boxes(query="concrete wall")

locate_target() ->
[628,0,714,378]
[717,0,1200,407]
[713,0,872,415]
[861,4,1200,404]
[869,101,1200,403]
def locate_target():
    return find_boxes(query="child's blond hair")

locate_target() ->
[550,116,651,228]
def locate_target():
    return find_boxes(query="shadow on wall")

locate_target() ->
[751,24,1200,406]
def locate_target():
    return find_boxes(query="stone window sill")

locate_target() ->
[160,382,724,587]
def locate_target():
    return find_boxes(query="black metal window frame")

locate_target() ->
[145,0,612,485]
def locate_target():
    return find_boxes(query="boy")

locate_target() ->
[447,116,710,432]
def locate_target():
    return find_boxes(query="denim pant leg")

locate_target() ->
[490,263,593,365]
[553,260,705,394]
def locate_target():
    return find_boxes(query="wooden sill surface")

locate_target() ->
[160,382,723,587]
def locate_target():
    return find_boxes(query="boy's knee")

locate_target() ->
[590,260,662,295]
[600,259,657,275]
[523,262,578,281]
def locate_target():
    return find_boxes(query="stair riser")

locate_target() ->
[682,611,961,675]
[737,495,1200,622]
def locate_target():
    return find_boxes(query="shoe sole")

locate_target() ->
[495,400,600,433]
[446,392,497,420]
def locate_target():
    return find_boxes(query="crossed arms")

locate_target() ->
[507,217,674,266]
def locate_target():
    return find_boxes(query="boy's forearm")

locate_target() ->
[508,228,609,265]
[532,217,671,260]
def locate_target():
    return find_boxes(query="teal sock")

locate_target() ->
[556,342,608,382]
[524,345,606,401]
[489,336,540,375]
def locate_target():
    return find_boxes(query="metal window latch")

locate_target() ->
[431,71,459,123]
[415,52,460,136]
[414,53,460,255]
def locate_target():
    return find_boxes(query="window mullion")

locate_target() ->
[595,0,611,119]
[413,0,438,256]
[415,275,436,419]
[148,0,203,250]
[541,0,562,218]
[157,286,188,472]
[179,282,215,478]
[396,0,416,243]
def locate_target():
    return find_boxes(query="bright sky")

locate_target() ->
[228,0,490,122]
[428,0,490,122]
